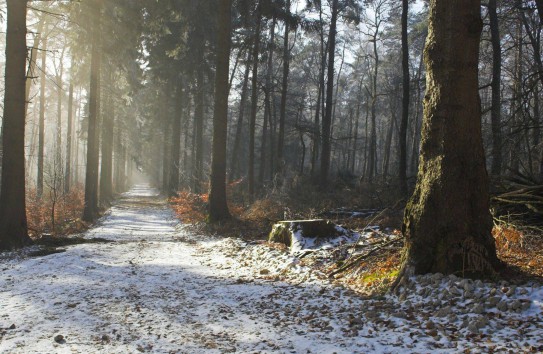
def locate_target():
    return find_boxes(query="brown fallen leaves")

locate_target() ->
[26,186,88,238]
[493,225,543,279]
[169,188,543,286]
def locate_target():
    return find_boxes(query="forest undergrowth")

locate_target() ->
[170,177,543,294]
[26,186,89,239]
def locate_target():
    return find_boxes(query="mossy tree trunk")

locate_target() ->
[401,0,499,277]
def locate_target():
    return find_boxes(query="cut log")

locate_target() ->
[269,219,357,252]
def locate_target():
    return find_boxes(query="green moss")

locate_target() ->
[268,224,292,247]
[362,268,399,284]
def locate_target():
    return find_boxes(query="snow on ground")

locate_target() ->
[0,184,542,353]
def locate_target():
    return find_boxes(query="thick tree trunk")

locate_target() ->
[169,83,183,196]
[99,80,114,204]
[37,36,47,198]
[489,0,502,176]
[194,68,205,193]
[162,104,171,193]
[277,0,291,176]
[311,5,327,178]
[208,0,232,222]
[259,17,276,186]
[82,0,103,222]
[320,0,338,186]
[248,7,261,198]
[399,0,410,195]
[400,0,498,277]
[229,49,252,181]
[0,0,31,250]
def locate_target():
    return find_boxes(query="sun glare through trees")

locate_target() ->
[0,0,542,352]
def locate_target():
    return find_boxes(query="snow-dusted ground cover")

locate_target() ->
[0,184,542,353]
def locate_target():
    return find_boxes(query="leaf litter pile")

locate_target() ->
[0,184,542,353]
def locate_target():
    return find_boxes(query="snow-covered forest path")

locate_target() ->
[1,184,364,353]
[1,184,542,353]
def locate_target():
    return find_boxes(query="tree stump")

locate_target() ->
[268,219,350,251]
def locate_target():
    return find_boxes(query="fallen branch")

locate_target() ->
[492,184,543,224]
[328,236,404,278]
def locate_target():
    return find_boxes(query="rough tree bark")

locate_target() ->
[193,67,205,193]
[489,0,503,176]
[99,77,114,205]
[277,0,291,176]
[260,17,276,186]
[162,97,171,193]
[399,0,410,195]
[311,4,327,177]
[208,0,232,222]
[169,82,183,196]
[229,49,251,181]
[0,0,32,250]
[248,4,262,198]
[320,0,338,186]
[400,0,499,277]
[82,0,103,222]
